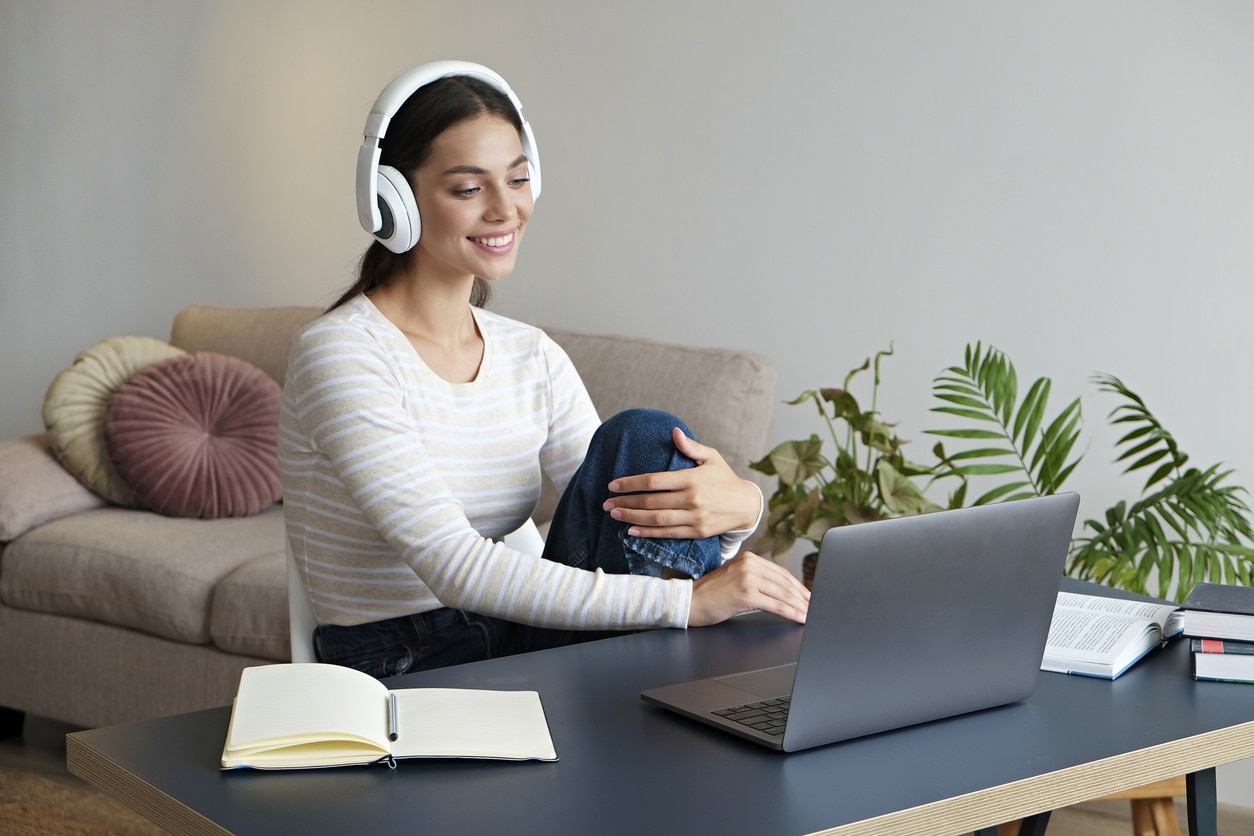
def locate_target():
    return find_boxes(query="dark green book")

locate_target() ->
[1181,583,1254,642]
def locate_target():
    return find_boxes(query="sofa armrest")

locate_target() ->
[0,434,106,541]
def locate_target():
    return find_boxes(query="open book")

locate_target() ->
[221,663,557,770]
[1041,590,1183,679]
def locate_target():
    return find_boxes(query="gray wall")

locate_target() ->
[4,0,1254,806]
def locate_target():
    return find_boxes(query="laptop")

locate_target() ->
[641,492,1080,752]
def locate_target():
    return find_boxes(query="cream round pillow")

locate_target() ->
[42,336,186,506]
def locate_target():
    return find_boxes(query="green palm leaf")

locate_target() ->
[1067,376,1254,601]
[927,343,1083,505]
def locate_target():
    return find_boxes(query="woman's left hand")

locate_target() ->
[602,428,762,539]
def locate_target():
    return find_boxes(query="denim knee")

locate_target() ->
[593,408,698,481]
[544,407,724,580]
[598,408,691,442]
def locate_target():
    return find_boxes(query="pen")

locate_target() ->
[388,692,398,741]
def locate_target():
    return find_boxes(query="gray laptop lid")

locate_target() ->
[641,493,1079,753]
[782,492,1078,751]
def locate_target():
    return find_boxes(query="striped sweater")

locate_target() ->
[279,295,703,630]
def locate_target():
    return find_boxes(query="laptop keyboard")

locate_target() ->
[713,696,790,736]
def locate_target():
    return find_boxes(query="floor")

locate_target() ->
[0,714,84,789]
[2,715,1253,834]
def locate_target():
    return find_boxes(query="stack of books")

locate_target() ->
[1181,583,1254,684]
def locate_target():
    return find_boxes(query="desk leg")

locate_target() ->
[1186,768,1217,836]
[975,812,1050,836]
[1017,812,1051,836]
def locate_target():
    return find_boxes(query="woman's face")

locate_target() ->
[410,113,534,283]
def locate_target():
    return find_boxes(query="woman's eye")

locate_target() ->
[454,186,480,198]
[509,176,531,188]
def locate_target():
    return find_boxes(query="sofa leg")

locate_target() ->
[0,706,25,739]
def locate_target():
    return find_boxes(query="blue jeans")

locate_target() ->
[314,409,724,678]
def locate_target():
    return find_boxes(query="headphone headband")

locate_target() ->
[355,61,541,252]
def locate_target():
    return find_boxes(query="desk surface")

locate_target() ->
[69,595,1254,836]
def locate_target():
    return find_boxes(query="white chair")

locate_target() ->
[501,516,546,558]
[286,519,547,663]
[287,540,318,663]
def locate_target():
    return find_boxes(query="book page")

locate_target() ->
[1055,591,1182,635]
[1045,608,1150,660]
[391,688,557,761]
[226,664,389,755]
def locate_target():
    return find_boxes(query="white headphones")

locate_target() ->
[356,60,542,254]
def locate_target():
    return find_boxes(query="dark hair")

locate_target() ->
[329,75,526,312]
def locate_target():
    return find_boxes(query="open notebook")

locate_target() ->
[221,663,557,769]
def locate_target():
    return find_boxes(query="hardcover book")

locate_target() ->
[1181,583,1254,642]
[1190,637,1254,684]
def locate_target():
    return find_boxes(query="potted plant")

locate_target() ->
[928,343,1254,601]
[749,347,940,586]
[752,340,1254,601]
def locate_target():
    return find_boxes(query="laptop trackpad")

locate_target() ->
[715,664,797,699]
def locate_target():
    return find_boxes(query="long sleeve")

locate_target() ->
[278,297,690,630]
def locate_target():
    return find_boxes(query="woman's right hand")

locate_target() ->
[687,552,810,626]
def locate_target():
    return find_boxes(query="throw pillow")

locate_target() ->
[42,336,187,506]
[0,433,108,541]
[104,352,283,518]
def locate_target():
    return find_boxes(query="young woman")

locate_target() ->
[279,62,809,678]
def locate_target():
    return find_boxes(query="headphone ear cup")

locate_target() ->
[375,165,421,253]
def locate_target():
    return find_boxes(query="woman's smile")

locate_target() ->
[469,229,517,253]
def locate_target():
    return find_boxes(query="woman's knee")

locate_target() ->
[592,409,697,477]
[597,408,692,447]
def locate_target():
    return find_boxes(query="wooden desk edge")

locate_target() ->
[805,720,1254,836]
[65,715,1254,836]
[66,731,230,836]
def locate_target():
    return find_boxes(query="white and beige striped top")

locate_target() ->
[279,295,729,630]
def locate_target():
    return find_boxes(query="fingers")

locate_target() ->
[604,426,759,538]
[688,553,810,627]
[608,504,709,540]
[606,428,721,495]
[606,495,722,540]
[670,426,709,463]
[608,469,685,496]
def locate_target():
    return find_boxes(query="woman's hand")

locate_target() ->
[687,552,810,626]
[602,428,761,539]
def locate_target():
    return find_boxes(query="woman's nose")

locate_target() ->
[483,187,517,222]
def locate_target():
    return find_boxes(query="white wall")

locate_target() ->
[3,0,1254,807]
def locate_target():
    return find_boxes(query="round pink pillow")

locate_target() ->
[104,352,283,518]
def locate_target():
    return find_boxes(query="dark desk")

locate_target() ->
[69,608,1254,835]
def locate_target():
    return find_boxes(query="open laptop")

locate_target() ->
[641,492,1080,752]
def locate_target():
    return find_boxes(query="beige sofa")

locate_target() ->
[0,305,777,732]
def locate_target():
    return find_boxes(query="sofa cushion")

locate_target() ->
[104,352,283,519]
[0,434,106,541]
[170,305,321,385]
[42,336,186,507]
[209,552,289,661]
[0,505,285,644]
